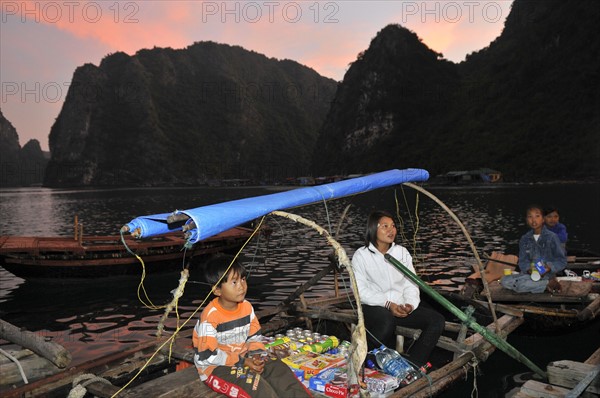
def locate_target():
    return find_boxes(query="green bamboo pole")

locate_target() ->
[384,253,547,378]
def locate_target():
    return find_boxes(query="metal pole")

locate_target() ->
[384,253,547,378]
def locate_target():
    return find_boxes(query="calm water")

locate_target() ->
[1,182,599,396]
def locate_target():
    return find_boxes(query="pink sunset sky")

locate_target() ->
[1,1,513,151]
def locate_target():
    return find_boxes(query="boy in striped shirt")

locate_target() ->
[193,255,312,398]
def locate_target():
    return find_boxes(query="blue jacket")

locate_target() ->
[547,222,568,243]
[517,226,567,274]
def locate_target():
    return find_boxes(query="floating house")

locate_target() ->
[436,168,503,184]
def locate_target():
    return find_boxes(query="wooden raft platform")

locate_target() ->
[80,314,524,398]
[511,347,600,398]
[483,280,597,303]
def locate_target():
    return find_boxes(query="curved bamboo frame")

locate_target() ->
[270,210,368,393]
[402,182,500,332]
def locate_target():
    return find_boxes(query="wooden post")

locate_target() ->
[74,215,78,241]
[298,294,313,330]
[0,319,71,368]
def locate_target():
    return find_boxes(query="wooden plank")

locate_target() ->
[483,281,593,303]
[463,314,522,346]
[565,364,600,398]
[547,361,600,394]
[119,366,220,398]
[520,380,570,397]
[0,352,61,385]
[2,338,162,398]
[394,327,468,354]
[584,347,600,365]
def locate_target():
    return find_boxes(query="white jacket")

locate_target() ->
[352,242,420,310]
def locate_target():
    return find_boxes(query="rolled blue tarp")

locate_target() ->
[124,168,429,245]
[123,212,181,238]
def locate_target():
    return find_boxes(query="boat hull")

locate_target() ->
[0,227,252,279]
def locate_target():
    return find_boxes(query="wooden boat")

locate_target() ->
[0,226,253,279]
[455,252,600,329]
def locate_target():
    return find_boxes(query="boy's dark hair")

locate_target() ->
[203,254,247,287]
[543,206,560,216]
[526,204,544,215]
[365,210,395,246]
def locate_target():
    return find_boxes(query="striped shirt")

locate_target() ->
[192,298,264,380]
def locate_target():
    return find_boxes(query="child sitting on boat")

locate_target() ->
[192,254,312,398]
[501,205,566,294]
[543,206,568,254]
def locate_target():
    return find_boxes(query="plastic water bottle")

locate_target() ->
[373,345,414,383]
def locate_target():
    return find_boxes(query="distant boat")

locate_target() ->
[432,168,503,185]
[0,227,253,279]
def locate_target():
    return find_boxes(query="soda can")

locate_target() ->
[534,260,546,276]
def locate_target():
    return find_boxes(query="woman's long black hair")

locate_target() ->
[364,210,395,247]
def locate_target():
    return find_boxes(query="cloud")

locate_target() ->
[2,1,512,150]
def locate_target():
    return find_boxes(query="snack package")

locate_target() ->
[300,353,346,380]
[282,351,320,369]
[324,370,350,398]
[309,367,340,392]
[363,368,400,394]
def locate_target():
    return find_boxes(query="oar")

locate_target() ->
[384,253,547,378]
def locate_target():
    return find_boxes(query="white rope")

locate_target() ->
[67,373,112,398]
[0,348,29,384]
[470,357,479,398]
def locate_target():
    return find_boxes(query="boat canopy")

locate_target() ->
[123,168,429,245]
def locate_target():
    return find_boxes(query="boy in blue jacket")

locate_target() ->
[501,205,566,294]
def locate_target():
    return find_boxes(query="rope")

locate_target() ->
[120,230,165,310]
[156,268,189,338]
[67,373,112,398]
[111,217,266,397]
[0,348,28,384]
[470,357,479,398]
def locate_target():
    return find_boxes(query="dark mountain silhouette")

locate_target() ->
[0,109,48,187]
[45,42,337,187]
[312,0,600,181]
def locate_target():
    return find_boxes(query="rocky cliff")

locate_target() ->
[0,109,48,186]
[312,0,600,181]
[45,42,337,186]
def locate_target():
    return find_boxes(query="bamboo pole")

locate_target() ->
[384,253,547,378]
[0,319,71,369]
[578,296,600,321]
[403,182,500,332]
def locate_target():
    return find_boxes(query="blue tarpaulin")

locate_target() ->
[123,168,429,245]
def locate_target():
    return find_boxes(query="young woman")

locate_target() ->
[352,210,445,367]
